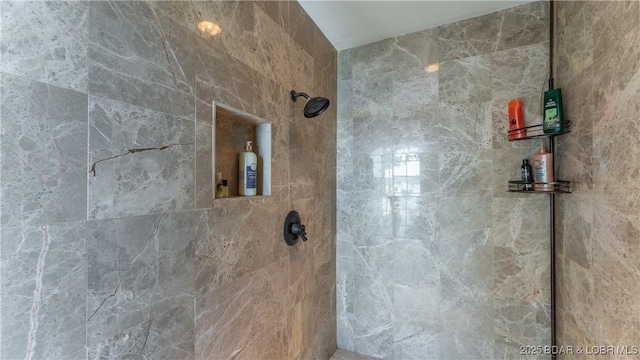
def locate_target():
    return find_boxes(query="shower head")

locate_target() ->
[291,90,330,118]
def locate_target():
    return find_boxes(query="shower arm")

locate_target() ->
[291,91,311,102]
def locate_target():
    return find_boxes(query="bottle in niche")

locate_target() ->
[239,141,257,196]
[533,142,554,191]
[521,159,533,190]
[222,180,229,198]
[215,172,223,198]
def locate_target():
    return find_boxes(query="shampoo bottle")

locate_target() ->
[239,141,257,196]
[533,142,554,191]
[543,88,564,134]
[508,99,525,140]
[215,172,224,198]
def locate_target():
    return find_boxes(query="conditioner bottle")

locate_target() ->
[239,141,257,196]
[533,142,554,192]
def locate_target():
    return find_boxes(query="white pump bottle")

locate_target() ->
[239,141,257,196]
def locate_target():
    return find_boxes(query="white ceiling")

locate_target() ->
[299,1,534,51]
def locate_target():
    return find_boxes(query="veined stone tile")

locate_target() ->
[194,40,255,123]
[0,1,88,92]
[353,115,394,156]
[0,74,87,226]
[88,1,195,119]
[492,197,548,251]
[392,107,440,155]
[150,0,256,70]
[439,150,493,197]
[439,102,492,152]
[86,211,202,346]
[391,28,439,72]
[491,146,542,199]
[255,4,291,88]
[1,221,86,360]
[493,245,550,303]
[496,1,550,52]
[440,272,494,360]
[195,257,288,359]
[440,231,494,295]
[87,96,195,220]
[392,196,438,242]
[439,54,492,104]
[87,303,195,360]
[351,275,394,359]
[437,11,499,62]
[438,196,493,238]
[349,38,395,79]
[392,68,438,116]
[494,299,551,350]
[491,43,549,101]
[255,0,289,33]
[352,74,393,119]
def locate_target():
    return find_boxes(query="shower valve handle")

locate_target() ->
[291,223,307,242]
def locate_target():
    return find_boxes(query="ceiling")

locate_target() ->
[298,1,534,51]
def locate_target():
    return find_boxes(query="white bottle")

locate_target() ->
[239,141,257,196]
[533,142,554,191]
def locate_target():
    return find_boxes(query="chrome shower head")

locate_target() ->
[291,90,330,118]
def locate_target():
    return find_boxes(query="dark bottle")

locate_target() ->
[521,159,533,190]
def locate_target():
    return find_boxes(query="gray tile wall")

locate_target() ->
[337,2,552,359]
[0,1,337,359]
[555,0,640,353]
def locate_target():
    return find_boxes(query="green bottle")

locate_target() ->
[543,88,564,134]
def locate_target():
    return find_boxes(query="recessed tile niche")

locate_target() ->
[213,101,271,199]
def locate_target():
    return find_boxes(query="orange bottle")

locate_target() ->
[508,99,525,140]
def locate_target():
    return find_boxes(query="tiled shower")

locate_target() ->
[2,0,640,359]
[336,2,551,358]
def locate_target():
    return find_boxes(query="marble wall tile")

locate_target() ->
[392,69,438,116]
[0,74,87,226]
[88,303,194,360]
[492,197,548,251]
[254,1,289,33]
[391,28,439,72]
[87,96,195,220]
[1,221,86,360]
[351,275,394,359]
[439,102,492,152]
[439,55,492,104]
[392,108,440,155]
[88,1,195,120]
[254,75,291,189]
[392,196,438,242]
[496,1,549,52]
[494,246,550,303]
[491,43,549,101]
[254,4,291,87]
[440,273,494,359]
[0,1,88,92]
[353,116,394,156]
[195,257,289,359]
[393,154,440,196]
[195,207,251,295]
[338,2,550,358]
[494,300,551,354]
[86,211,202,346]
[350,38,396,79]
[352,74,393,119]
[437,12,498,62]
[194,45,255,123]
[150,0,256,69]
[439,150,493,197]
